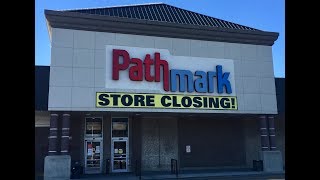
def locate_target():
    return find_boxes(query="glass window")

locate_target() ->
[112,118,128,137]
[112,141,127,170]
[86,117,102,137]
[86,141,101,168]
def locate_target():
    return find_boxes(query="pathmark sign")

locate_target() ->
[96,46,237,110]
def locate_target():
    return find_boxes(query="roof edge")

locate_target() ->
[59,2,165,11]
[45,10,279,46]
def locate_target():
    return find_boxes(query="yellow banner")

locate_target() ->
[96,92,237,110]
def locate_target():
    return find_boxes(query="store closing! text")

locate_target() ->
[96,92,237,110]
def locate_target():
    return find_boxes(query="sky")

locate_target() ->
[35,0,285,77]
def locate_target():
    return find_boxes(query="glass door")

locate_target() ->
[111,139,128,172]
[84,140,103,174]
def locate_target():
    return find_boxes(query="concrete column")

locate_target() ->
[48,113,59,155]
[259,115,270,151]
[61,113,70,155]
[268,116,277,151]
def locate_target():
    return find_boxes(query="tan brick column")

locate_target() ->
[60,113,70,155]
[48,113,59,155]
[259,115,270,151]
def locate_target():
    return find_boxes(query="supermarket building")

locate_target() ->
[35,3,285,179]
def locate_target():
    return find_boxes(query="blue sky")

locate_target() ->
[36,0,284,77]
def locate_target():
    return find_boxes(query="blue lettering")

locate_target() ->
[194,71,207,93]
[170,69,194,92]
[207,71,217,93]
[168,65,232,94]
[216,65,232,94]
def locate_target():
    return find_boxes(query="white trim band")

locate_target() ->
[63,114,70,116]
[49,151,57,152]
[62,128,70,130]
[50,128,58,130]
[62,136,70,138]
[61,150,69,152]
[48,136,57,138]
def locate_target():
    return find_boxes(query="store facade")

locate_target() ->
[37,3,284,178]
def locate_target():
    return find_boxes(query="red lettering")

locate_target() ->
[155,52,169,91]
[112,49,170,91]
[144,54,154,82]
[112,49,130,80]
[129,58,143,81]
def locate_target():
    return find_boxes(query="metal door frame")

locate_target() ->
[84,138,103,174]
[111,117,130,173]
[84,116,103,174]
[111,138,129,172]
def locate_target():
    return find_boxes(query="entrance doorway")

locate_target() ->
[84,117,103,174]
[111,117,129,172]
[111,139,128,172]
[84,139,103,174]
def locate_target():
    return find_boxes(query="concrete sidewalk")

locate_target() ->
[142,171,284,180]
[76,171,285,180]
